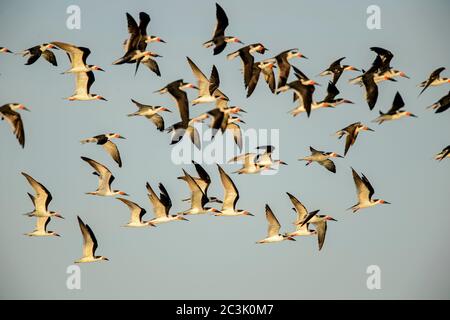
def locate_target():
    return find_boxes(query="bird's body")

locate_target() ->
[203,3,243,55]
[319,57,359,85]
[297,211,337,251]
[419,67,449,95]
[146,182,187,224]
[215,164,252,217]
[335,122,373,156]
[435,146,450,161]
[22,172,63,219]
[276,66,318,117]
[66,71,106,101]
[128,99,171,131]
[372,92,416,124]
[299,146,343,173]
[75,216,108,263]
[349,168,390,213]
[284,193,317,238]
[25,217,60,237]
[20,43,58,66]
[427,91,450,114]
[257,205,295,243]
[81,157,128,197]
[50,42,104,73]
[0,103,29,148]
[80,133,125,167]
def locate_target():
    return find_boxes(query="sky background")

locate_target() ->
[1,0,449,299]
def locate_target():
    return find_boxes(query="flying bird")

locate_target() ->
[22,172,63,219]
[203,3,243,55]
[297,210,337,251]
[227,43,268,89]
[274,48,307,88]
[299,146,343,173]
[372,92,417,124]
[246,59,277,98]
[319,57,359,85]
[276,66,319,117]
[179,161,222,204]
[0,47,13,54]
[128,99,171,131]
[80,133,125,167]
[256,205,295,243]
[419,67,449,96]
[348,168,390,213]
[336,122,374,156]
[116,198,155,227]
[187,57,228,104]
[66,71,107,101]
[178,170,220,215]
[50,41,104,73]
[0,103,29,148]
[427,91,450,114]
[146,182,188,224]
[284,192,317,238]
[81,157,128,197]
[75,216,109,263]
[435,146,450,161]
[215,164,252,216]
[19,43,58,66]
[289,81,353,117]
[255,145,288,168]
[25,217,60,237]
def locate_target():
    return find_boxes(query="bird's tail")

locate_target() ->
[80,138,95,144]
[203,40,214,48]
[346,204,360,213]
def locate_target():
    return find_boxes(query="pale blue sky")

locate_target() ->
[0,0,449,299]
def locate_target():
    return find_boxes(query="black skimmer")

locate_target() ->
[255,145,287,168]
[284,193,317,238]
[427,91,450,114]
[227,43,268,89]
[319,57,359,85]
[228,152,272,174]
[50,42,104,73]
[224,117,245,150]
[215,164,252,216]
[115,12,163,76]
[156,79,200,148]
[128,99,171,131]
[419,67,449,96]
[274,49,307,89]
[276,66,319,117]
[187,57,228,104]
[335,122,374,156]
[19,43,58,66]
[145,182,188,224]
[178,170,220,215]
[290,81,353,117]
[80,133,125,167]
[362,70,379,110]
[0,47,13,54]
[116,198,156,227]
[297,210,337,251]
[0,103,29,148]
[66,71,106,101]
[203,101,245,137]
[299,146,343,173]
[22,172,63,219]
[435,146,450,161]
[246,59,276,98]
[257,205,295,243]
[203,3,243,55]
[179,160,222,204]
[75,216,109,263]
[348,168,390,213]
[81,157,128,197]
[122,12,166,52]
[25,217,60,237]
[372,92,417,124]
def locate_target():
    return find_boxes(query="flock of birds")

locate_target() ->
[1,3,450,263]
